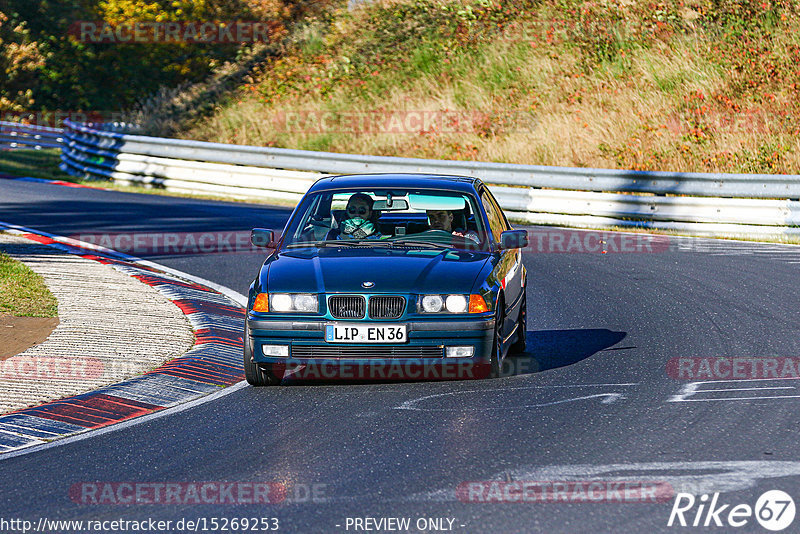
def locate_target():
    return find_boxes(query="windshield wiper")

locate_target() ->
[308,240,387,248]
[284,240,346,249]
[389,239,450,249]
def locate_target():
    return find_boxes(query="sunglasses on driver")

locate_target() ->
[347,206,370,216]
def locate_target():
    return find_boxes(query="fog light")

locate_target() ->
[446,346,474,358]
[262,344,289,358]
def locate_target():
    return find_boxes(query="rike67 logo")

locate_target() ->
[668,490,795,531]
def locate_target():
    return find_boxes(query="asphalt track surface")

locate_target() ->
[2,178,800,533]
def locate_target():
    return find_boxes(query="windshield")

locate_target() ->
[282,189,488,250]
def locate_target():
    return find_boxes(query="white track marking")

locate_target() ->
[669,378,800,403]
[677,396,800,402]
[698,387,795,392]
[395,383,637,411]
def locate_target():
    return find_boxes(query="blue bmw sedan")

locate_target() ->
[244,174,528,384]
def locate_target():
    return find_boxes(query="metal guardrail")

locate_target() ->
[0,121,63,150]
[56,120,800,237]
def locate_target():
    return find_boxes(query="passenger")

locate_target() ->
[339,193,382,239]
[427,210,480,243]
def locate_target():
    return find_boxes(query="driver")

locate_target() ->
[427,210,480,243]
[339,193,381,239]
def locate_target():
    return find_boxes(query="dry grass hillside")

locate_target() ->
[167,0,800,174]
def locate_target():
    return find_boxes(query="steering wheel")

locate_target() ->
[409,229,454,244]
[415,229,482,249]
[305,217,330,228]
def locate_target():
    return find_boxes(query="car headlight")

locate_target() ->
[445,294,468,313]
[268,293,318,313]
[419,294,471,313]
[421,295,444,313]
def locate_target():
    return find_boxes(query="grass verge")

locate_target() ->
[0,149,74,182]
[0,250,58,318]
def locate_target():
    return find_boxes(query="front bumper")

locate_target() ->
[247,316,495,380]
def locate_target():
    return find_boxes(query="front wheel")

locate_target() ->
[510,289,527,354]
[489,304,504,379]
[243,322,280,386]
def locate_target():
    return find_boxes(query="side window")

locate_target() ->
[492,192,511,231]
[480,190,507,242]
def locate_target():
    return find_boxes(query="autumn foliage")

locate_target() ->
[0,0,313,115]
[183,0,800,174]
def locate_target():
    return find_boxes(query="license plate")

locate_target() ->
[325,324,407,343]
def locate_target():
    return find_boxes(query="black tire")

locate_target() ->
[489,300,504,379]
[243,322,280,386]
[510,288,527,354]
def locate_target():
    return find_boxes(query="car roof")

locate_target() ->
[307,173,482,194]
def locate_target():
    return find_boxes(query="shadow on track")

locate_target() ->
[268,329,628,386]
[502,328,627,377]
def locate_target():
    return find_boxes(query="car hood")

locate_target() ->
[262,247,491,295]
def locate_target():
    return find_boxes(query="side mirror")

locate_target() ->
[499,230,528,250]
[251,228,275,248]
